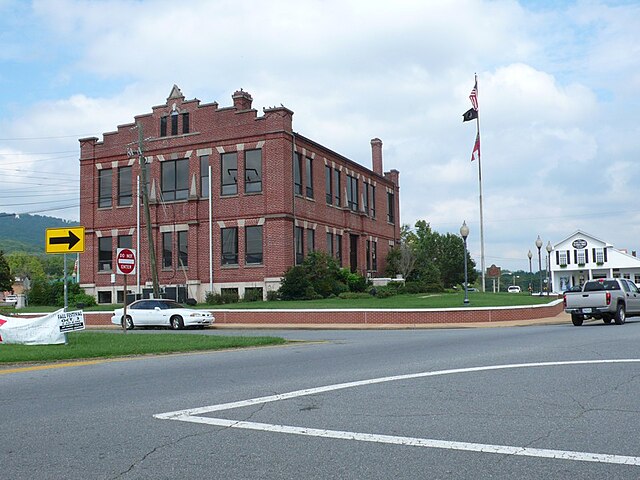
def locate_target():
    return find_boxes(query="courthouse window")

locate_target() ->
[162,232,172,268]
[294,153,302,195]
[98,237,112,272]
[347,175,358,211]
[200,155,209,198]
[161,159,189,201]
[160,116,167,137]
[98,169,112,208]
[182,112,189,134]
[325,166,332,204]
[326,232,334,256]
[387,192,395,224]
[118,166,132,207]
[295,227,304,265]
[178,231,188,268]
[171,112,178,135]
[245,226,263,264]
[118,235,132,249]
[221,153,238,196]
[307,228,315,253]
[221,227,238,265]
[305,157,313,198]
[245,149,262,193]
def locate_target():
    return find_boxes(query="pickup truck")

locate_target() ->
[563,278,640,326]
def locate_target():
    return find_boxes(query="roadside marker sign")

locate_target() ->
[45,227,85,254]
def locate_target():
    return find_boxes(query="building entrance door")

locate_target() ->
[350,234,358,273]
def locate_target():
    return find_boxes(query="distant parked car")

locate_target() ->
[507,286,521,293]
[3,294,18,305]
[111,299,214,330]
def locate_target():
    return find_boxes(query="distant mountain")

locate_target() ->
[0,213,79,254]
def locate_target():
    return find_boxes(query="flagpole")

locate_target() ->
[474,74,486,292]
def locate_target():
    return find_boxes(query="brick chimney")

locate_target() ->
[370,138,383,175]
[232,89,253,110]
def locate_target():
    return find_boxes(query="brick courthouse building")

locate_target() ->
[79,87,400,303]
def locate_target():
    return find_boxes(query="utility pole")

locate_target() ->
[136,122,160,298]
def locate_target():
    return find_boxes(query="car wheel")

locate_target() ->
[122,315,134,330]
[615,304,626,325]
[603,316,612,324]
[571,314,583,326]
[170,316,184,330]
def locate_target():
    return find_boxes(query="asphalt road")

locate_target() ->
[2,318,640,479]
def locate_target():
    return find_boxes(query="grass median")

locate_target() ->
[0,331,287,365]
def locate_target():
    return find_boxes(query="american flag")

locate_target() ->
[469,78,478,111]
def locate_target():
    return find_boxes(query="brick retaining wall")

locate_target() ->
[83,300,564,327]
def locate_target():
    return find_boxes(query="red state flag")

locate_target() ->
[471,133,480,162]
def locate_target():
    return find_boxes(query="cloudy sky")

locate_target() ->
[0,0,639,271]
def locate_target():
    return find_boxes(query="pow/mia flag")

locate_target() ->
[462,107,478,122]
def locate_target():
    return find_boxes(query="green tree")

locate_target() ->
[437,232,477,288]
[42,255,65,278]
[28,278,55,305]
[385,224,418,280]
[389,220,477,289]
[6,251,46,281]
[412,220,443,287]
[0,250,14,291]
[27,278,96,307]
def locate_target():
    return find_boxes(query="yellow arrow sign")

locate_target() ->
[45,227,85,254]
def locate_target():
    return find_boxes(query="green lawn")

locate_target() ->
[0,332,286,364]
[212,292,559,309]
[1,292,559,315]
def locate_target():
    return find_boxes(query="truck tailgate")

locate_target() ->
[564,292,608,310]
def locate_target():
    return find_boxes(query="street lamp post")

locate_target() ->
[460,221,470,305]
[546,241,553,295]
[536,236,543,296]
[527,250,533,295]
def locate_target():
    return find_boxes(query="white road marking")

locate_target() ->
[154,359,640,466]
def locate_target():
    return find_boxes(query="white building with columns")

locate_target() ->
[551,230,640,292]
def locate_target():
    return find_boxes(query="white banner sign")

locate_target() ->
[58,310,85,333]
[0,309,68,345]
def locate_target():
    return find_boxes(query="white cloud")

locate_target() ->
[1,0,638,270]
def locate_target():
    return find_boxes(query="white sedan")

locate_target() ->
[111,299,215,330]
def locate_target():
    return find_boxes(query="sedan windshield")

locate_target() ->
[160,300,184,309]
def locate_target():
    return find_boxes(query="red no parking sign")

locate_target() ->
[116,248,136,275]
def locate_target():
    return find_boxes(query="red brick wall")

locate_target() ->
[85,302,564,327]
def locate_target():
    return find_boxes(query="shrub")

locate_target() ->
[405,281,428,294]
[243,288,263,302]
[425,282,445,293]
[375,286,400,298]
[279,266,312,300]
[384,281,406,294]
[204,291,239,305]
[266,290,280,301]
[222,290,239,304]
[204,291,217,304]
[338,268,369,293]
[69,292,97,308]
[338,292,371,299]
